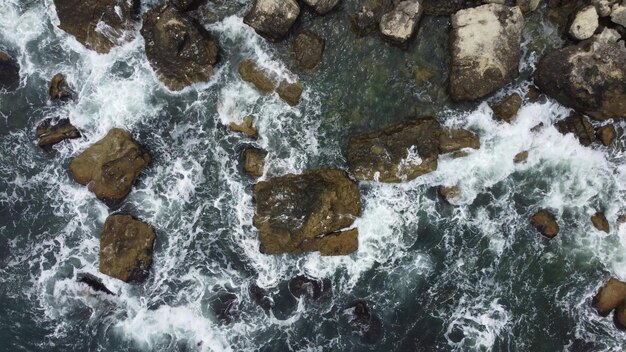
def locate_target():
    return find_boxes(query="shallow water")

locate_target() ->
[1,1,626,351]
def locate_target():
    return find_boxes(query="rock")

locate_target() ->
[616,300,626,328]
[439,185,460,203]
[70,128,151,203]
[276,80,304,106]
[535,28,626,120]
[491,93,522,123]
[345,300,384,344]
[229,115,258,139]
[315,228,359,256]
[53,0,139,53]
[530,209,559,238]
[238,60,276,93]
[141,5,219,91]
[36,118,81,148]
[611,3,626,27]
[555,114,596,146]
[288,275,332,300]
[618,214,626,223]
[291,30,325,70]
[517,0,541,14]
[346,118,441,182]
[243,147,267,178]
[593,277,626,315]
[302,0,340,15]
[170,0,202,11]
[423,0,482,16]
[49,73,74,101]
[249,284,274,312]
[76,273,115,295]
[570,6,599,40]
[253,169,361,254]
[592,0,613,17]
[351,0,395,36]
[449,4,523,101]
[99,214,156,283]
[0,51,20,91]
[526,86,541,102]
[531,122,544,133]
[597,124,616,146]
[591,211,610,233]
[210,291,239,324]
[514,150,529,164]
[439,128,480,153]
[379,1,424,45]
[244,0,300,41]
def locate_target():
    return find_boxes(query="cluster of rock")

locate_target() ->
[238,60,304,106]
[352,0,425,45]
[594,277,626,329]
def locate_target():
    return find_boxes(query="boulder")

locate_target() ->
[276,80,304,106]
[555,114,595,146]
[596,124,616,146]
[379,1,424,45]
[514,150,529,164]
[345,300,384,344]
[449,4,523,101]
[517,0,541,14]
[530,209,559,238]
[142,5,219,91]
[253,169,361,255]
[291,30,325,70]
[611,3,626,27]
[229,115,258,139]
[249,284,274,312]
[439,185,460,203]
[244,0,300,41]
[302,0,340,15]
[570,6,599,40]
[36,118,81,148]
[592,0,613,17]
[346,118,441,182]
[288,275,332,300]
[423,0,482,16]
[0,51,20,91]
[210,291,239,324]
[351,0,395,36]
[535,28,626,120]
[243,147,267,178]
[491,93,522,123]
[99,214,156,283]
[49,73,74,101]
[53,0,140,53]
[593,277,626,315]
[439,128,480,153]
[76,273,115,295]
[616,300,626,328]
[591,211,610,233]
[238,60,276,93]
[70,128,151,203]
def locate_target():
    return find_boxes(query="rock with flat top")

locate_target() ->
[0,51,20,91]
[531,209,559,238]
[276,80,303,106]
[379,1,424,45]
[244,0,300,41]
[439,128,480,153]
[302,0,340,15]
[593,277,626,315]
[570,6,599,40]
[596,124,616,146]
[229,115,258,139]
[238,60,276,93]
[491,93,522,123]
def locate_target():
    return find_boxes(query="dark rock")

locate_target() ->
[99,214,156,283]
[315,228,358,256]
[526,86,541,102]
[244,0,300,41]
[49,73,74,101]
[422,0,482,16]
[379,1,424,45]
[253,169,361,255]
[210,291,239,324]
[291,30,325,70]
[70,128,151,203]
[302,0,340,15]
[288,275,332,300]
[345,300,384,344]
[229,115,258,139]
[346,118,441,182]
[77,273,115,295]
[238,60,276,93]
[530,209,559,238]
[439,185,460,203]
[53,0,140,53]
[249,284,274,312]
[491,93,522,123]
[439,128,480,154]
[591,211,609,233]
[243,147,267,178]
[593,277,626,315]
[276,80,304,106]
[596,124,616,146]
[0,51,20,91]
[555,114,596,146]
[141,5,219,91]
[514,150,529,164]
[531,122,544,133]
[449,4,523,101]
[351,0,394,36]
[170,0,202,11]
[516,0,541,15]
[535,28,626,120]
[618,214,626,223]
[36,118,81,148]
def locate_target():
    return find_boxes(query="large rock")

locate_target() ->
[99,214,156,283]
[491,93,522,123]
[36,118,81,148]
[229,115,258,139]
[70,128,151,203]
[53,0,140,53]
[593,277,626,315]
[291,30,325,70]
[570,5,599,40]
[535,28,626,120]
[253,169,361,255]
[0,51,20,91]
[449,4,523,101]
[530,209,559,238]
[238,60,276,93]
[141,5,219,91]
[244,0,300,41]
[379,1,424,45]
[302,0,340,15]
[555,114,596,146]
[346,118,441,182]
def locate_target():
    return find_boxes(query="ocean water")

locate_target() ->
[1,1,626,351]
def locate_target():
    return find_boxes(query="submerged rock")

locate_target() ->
[210,291,239,324]
[244,0,300,41]
[591,211,610,233]
[229,115,258,139]
[49,73,74,101]
[379,1,424,45]
[439,185,460,203]
[253,169,361,255]
[593,277,626,315]
[0,51,20,91]
[99,214,156,283]
[36,118,81,148]
[351,0,395,36]
[530,209,559,238]
[439,128,480,154]
[449,4,523,101]
[346,118,441,183]
[570,5,599,40]
[535,28,626,120]
[291,30,325,70]
[345,300,385,344]
[142,5,219,91]
[288,275,332,300]
[70,128,151,203]
[491,93,522,123]
[238,60,276,93]
[302,0,340,15]
[555,114,596,146]
[77,273,115,295]
[249,284,274,312]
[243,147,266,178]
[276,80,304,106]
[596,124,616,146]
[53,0,140,53]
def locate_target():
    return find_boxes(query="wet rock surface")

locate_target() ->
[288,275,332,300]
[555,114,596,146]
[229,115,258,139]
[439,128,480,154]
[514,150,529,164]
[276,80,304,106]
[597,124,616,146]
[243,147,266,178]
[423,0,482,16]
[302,0,340,15]
[49,73,74,101]
[594,277,626,315]
[77,273,115,295]
[244,0,300,41]
[439,185,460,203]
[291,30,325,70]
[491,93,522,123]
[531,209,559,238]
[591,211,610,233]
[99,214,156,283]
[351,0,395,36]
[345,300,384,344]
[238,60,276,93]
[249,284,274,312]
[570,5,599,40]
[210,291,239,324]
[379,1,424,45]
[0,51,20,91]
[36,118,81,149]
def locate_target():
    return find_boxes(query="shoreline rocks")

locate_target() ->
[594,277,626,315]
[379,1,424,45]
[345,300,384,344]
[244,0,300,41]
[555,114,596,146]
[302,0,340,15]
[569,5,599,40]
[491,93,522,123]
[238,60,304,106]
[77,273,115,295]
[36,118,81,148]
[597,124,616,146]
[243,147,267,178]
[288,275,332,300]
[0,51,20,91]
[49,73,74,101]
[591,211,609,233]
[531,209,559,238]
[291,30,325,70]
[229,115,258,139]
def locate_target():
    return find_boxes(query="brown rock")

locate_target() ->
[229,115,258,139]
[491,93,522,123]
[593,277,626,315]
[244,147,267,178]
[591,211,609,233]
[526,86,541,102]
[514,151,529,164]
[596,124,616,146]
[49,73,74,101]
[618,214,626,223]
[36,118,81,148]
[302,0,340,15]
[291,30,325,70]
[99,214,156,283]
[69,128,151,203]
[555,114,595,146]
[439,185,460,203]
[318,228,359,256]
[238,60,276,93]
[276,80,304,106]
[530,209,559,238]
[0,51,20,91]
[616,300,626,328]
[439,128,480,153]
[244,0,300,41]
[351,0,395,37]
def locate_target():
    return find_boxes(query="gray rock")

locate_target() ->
[379,1,424,45]
[244,0,300,41]
[570,5,599,40]
[611,3,626,26]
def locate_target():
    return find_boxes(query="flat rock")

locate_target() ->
[70,128,151,203]
[302,0,340,15]
[99,214,156,283]
[229,115,258,139]
[243,147,267,178]
[439,128,480,154]
[591,211,610,233]
[531,209,559,238]
[36,118,81,148]
[379,1,424,45]
[303,228,359,256]
[491,93,522,123]
[238,60,276,93]
[594,277,626,315]
[0,51,20,91]
[597,124,616,146]
[570,5,599,40]
[450,4,523,101]
[291,30,325,70]
[244,0,300,41]
[555,114,596,146]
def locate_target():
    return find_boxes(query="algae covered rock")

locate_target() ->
[244,0,300,41]
[238,60,276,93]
